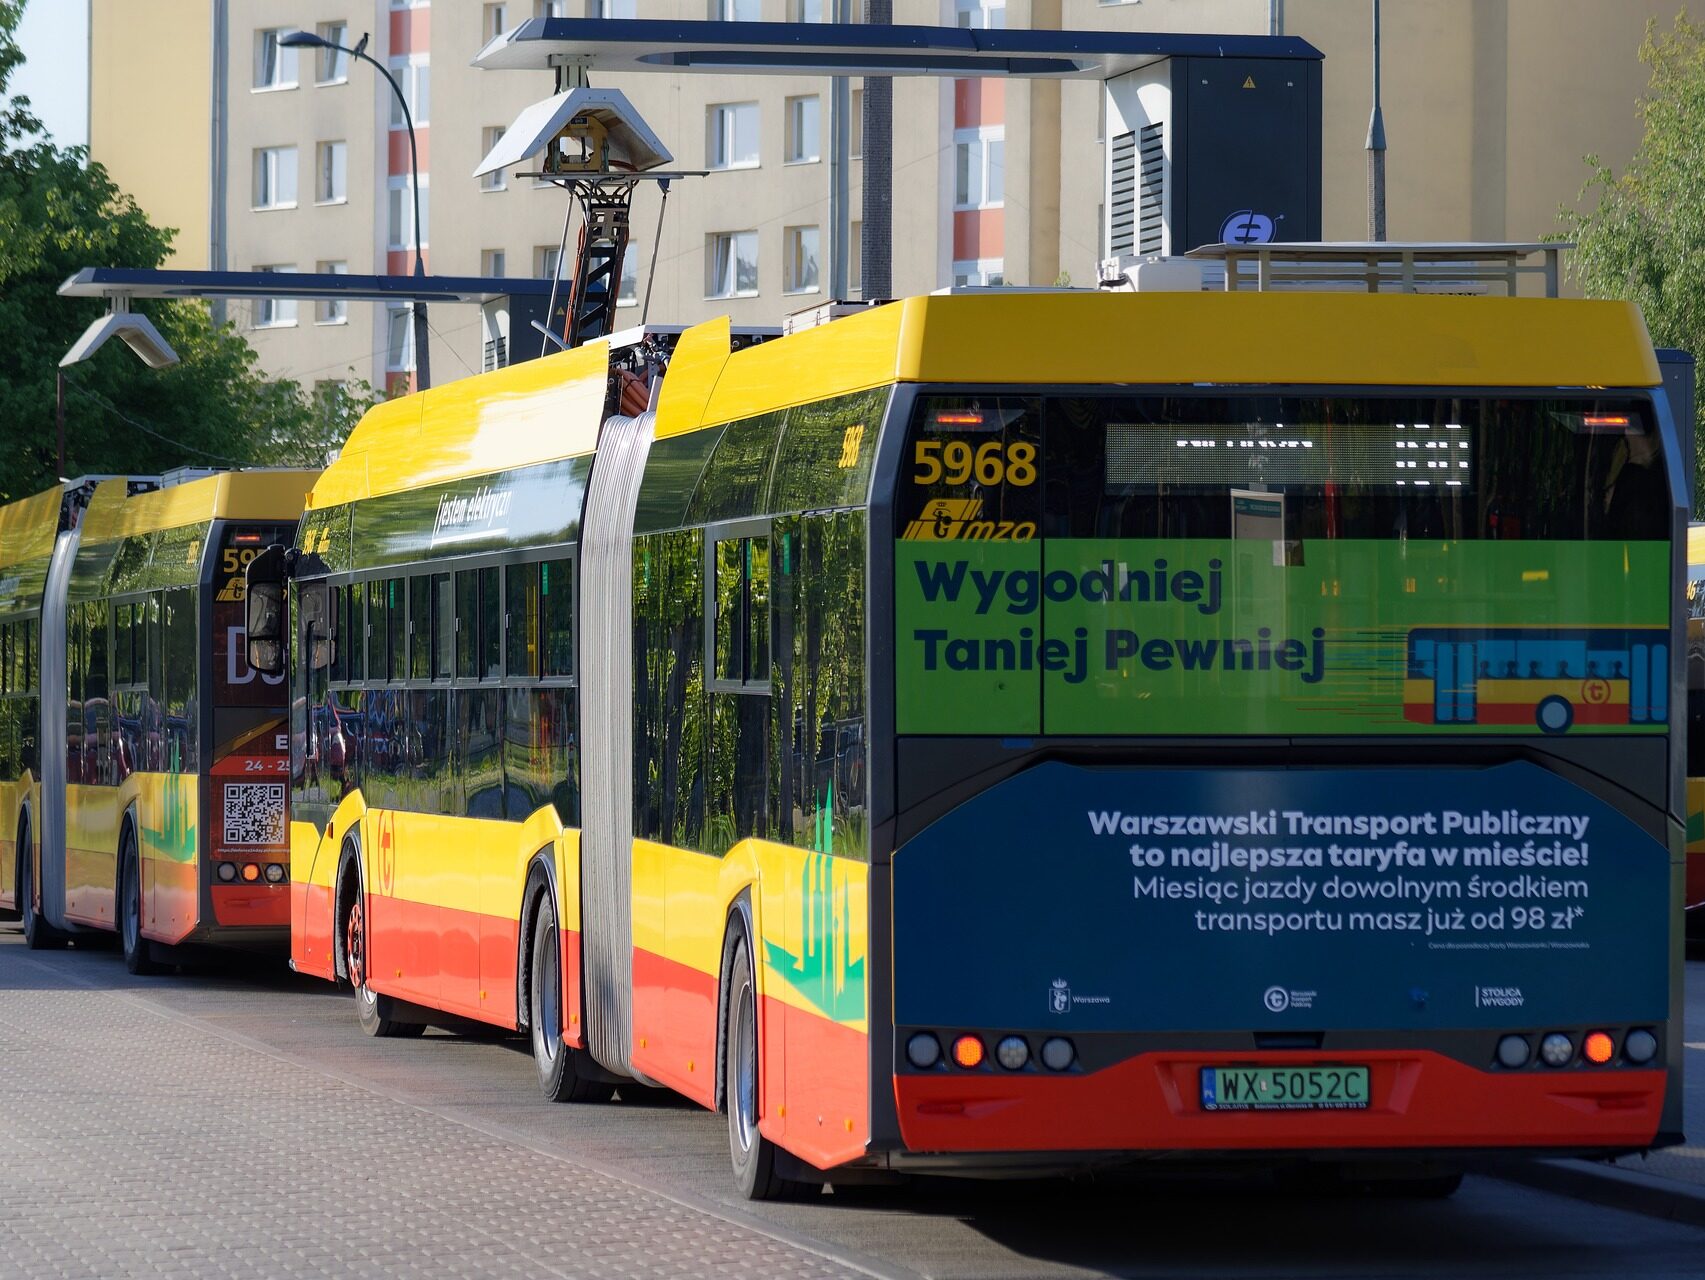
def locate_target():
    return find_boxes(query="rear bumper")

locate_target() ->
[893,1050,1667,1155]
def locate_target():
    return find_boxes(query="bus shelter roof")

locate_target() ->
[472,18,1322,79]
[59,268,557,306]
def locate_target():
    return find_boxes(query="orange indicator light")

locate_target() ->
[1584,1032,1615,1064]
[1582,414,1631,429]
[241,863,260,882]
[934,412,986,426]
[951,1035,985,1069]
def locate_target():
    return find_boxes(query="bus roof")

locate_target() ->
[81,470,316,547]
[313,291,1662,504]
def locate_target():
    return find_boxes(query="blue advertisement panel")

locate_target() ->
[893,762,1668,1032]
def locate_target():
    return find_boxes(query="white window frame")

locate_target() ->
[483,249,507,278]
[316,261,348,325]
[706,230,759,299]
[791,0,824,18]
[783,225,820,295]
[714,0,760,17]
[484,3,509,40]
[387,175,429,251]
[953,126,1004,210]
[253,29,297,91]
[254,266,299,328]
[253,146,297,210]
[785,95,820,165]
[316,141,347,204]
[386,304,415,372]
[954,0,1005,28]
[535,245,562,279]
[598,0,636,14]
[952,258,1004,288]
[315,23,349,83]
[850,86,863,158]
[535,0,566,16]
[618,251,639,307]
[388,56,430,129]
[481,127,507,191]
[707,101,760,171]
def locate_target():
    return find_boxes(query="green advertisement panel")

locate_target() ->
[895,538,1669,736]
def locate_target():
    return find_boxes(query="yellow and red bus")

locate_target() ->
[1,470,312,971]
[253,291,1685,1198]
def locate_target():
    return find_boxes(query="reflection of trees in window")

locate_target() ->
[632,529,706,850]
[161,588,198,772]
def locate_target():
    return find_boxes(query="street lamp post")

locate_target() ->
[1366,0,1387,241]
[281,29,431,391]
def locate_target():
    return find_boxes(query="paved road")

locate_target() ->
[1,931,1703,1280]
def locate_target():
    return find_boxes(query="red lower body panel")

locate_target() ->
[632,947,719,1109]
[292,880,337,981]
[211,882,289,927]
[895,1050,1665,1153]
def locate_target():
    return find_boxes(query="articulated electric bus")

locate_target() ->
[253,289,1684,1198]
[0,470,313,971]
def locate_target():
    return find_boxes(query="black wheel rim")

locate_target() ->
[346,892,375,1010]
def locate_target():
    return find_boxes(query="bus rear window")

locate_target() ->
[902,393,1668,543]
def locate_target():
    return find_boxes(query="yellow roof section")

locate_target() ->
[0,484,66,570]
[80,471,314,547]
[310,340,611,508]
[657,292,1661,439]
[1690,524,1705,570]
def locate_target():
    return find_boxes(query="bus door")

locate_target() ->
[1434,640,1476,724]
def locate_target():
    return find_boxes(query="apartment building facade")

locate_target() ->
[90,1,1699,394]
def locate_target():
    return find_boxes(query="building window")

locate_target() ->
[785,95,819,164]
[953,258,1004,287]
[386,304,415,371]
[484,3,508,39]
[253,146,297,209]
[483,248,507,278]
[784,225,819,294]
[955,0,1006,28]
[535,245,561,279]
[714,0,760,17]
[254,266,298,328]
[791,0,823,18]
[388,57,429,128]
[619,251,639,307]
[707,231,759,298]
[954,127,1004,209]
[316,22,349,82]
[480,127,507,191]
[707,102,759,170]
[387,176,428,250]
[535,0,566,16]
[315,261,348,324]
[253,29,296,90]
[598,0,636,14]
[849,220,862,298]
[316,141,347,203]
[851,86,863,157]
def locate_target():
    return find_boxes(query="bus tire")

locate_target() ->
[525,884,612,1103]
[118,823,164,975]
[723,934,801,1201]
[1536,695,1574,735]
[18,817,65,951]
[339,849,424,1039]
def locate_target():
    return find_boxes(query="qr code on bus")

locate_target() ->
[223,783,286,847]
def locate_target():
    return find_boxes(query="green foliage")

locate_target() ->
[0,0,373,504]
[1560,14,1705,513]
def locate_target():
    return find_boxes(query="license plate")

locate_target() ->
[1200,1066,1370,1111]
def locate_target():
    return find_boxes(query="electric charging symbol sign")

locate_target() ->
[1220,210,1279,244]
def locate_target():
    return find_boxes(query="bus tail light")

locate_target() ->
[995,1036,1029,1071]
[216,862,237,883]
[264,863,286,884]
[905,1033,941,1070]
[1539,1033,1574,1067]
[241,863,260,883]
[1040,1037,1075,1072]
[1624,1029,1658,1064]
[1583,1031,1615,1065]
[951,1035,985,1069]
[1496,1035,1530,1068]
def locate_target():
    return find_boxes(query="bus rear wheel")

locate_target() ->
[119,825,164,975]
[18,820,65,951]
[343,878,423,1039]
[723,935,810,1201]
[526,887,612,1103]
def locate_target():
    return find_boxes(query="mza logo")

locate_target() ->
[1049,978,1071,1014]
[1219,210,1281,244]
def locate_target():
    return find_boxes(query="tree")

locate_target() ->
[1561,14,1705,513]
[0,0,372,504]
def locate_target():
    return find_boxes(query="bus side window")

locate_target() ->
[711,531,771,690]
[1689,634,1705,780]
